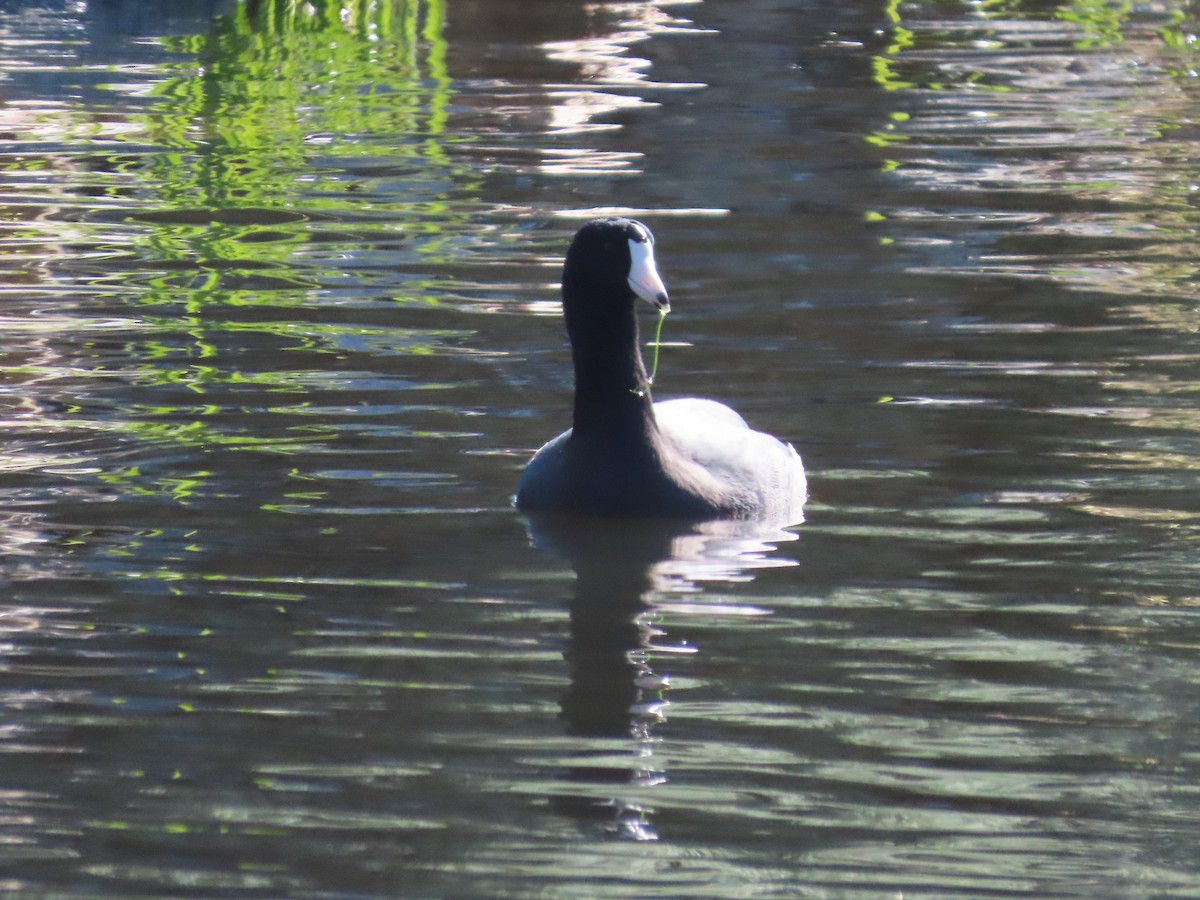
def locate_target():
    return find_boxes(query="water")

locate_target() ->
[3,0,1200,895]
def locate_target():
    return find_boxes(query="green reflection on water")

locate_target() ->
[1057,0,1133,49]
[118,0,470,354]
[2,0,477,510]
[867,0,1200,288]
[149,0,456,208]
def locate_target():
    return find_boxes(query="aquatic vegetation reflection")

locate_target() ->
[0,0,474,517]
[870,0,1200,300]
[851,0,1200,569]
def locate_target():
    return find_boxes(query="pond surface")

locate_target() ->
[4,0,1200,896]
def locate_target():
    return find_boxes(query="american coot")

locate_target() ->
[516,217,807,522]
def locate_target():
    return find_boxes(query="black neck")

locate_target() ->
[568,299,657,447]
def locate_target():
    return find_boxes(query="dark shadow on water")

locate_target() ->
[522,512,800,841]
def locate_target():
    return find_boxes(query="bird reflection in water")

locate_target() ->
[523,513,799,841]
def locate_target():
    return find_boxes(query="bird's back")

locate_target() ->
[653,398,807,524]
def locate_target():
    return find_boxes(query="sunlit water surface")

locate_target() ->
[3,0,1200,896]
